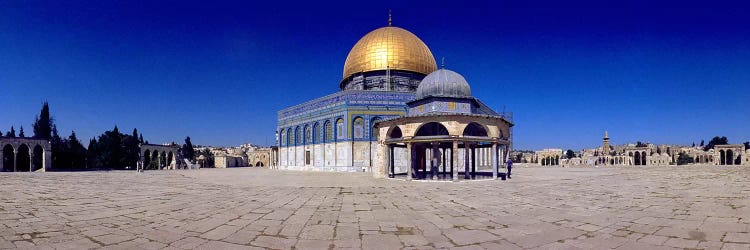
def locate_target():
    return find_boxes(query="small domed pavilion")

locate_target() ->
[374,68,514,181]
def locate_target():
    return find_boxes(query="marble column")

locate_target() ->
[452,141,458,181]
[406,143,413,181]
[492,143,498,179]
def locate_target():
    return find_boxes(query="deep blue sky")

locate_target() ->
[1,1,748,150]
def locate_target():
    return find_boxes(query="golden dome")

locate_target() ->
[342,26,437,79]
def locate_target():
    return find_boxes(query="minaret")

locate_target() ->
[603,130,610,155]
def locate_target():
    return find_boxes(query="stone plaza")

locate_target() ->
[1,166,749,249]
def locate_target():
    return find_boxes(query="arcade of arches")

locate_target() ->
[375,116,512,181]
[139,144,182,170]
[0,137,52,172]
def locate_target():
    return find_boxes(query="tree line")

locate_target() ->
[2,102,202,170]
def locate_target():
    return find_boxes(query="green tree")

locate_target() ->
[67,131,87,169]
[7,126,16,137]
[565,149,575,159]
[700,140,705,147]
[32,101,53,139]
[703,136,728,151]
[122,128,141,169]
[86,138,99,169]
[677,152,694,165]
[182,136,195,161]
[18,126,25,137]
[636,141,647,147]
[744,141,749,150]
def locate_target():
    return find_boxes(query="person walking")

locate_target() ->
[506,158,513,179]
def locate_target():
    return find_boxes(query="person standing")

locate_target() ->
[506,158,513,179]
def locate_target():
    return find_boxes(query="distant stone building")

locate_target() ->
[535,149,562,166]
[1,137,52,172]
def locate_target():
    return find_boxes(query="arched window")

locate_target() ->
[305,125,312,144]
[287,128,293,146]
[352,117,364,139]
[280,130,286,146]
[312,123,319,144]
[295,127,301,145]
[324,121,333,142]
[336,118,345,140]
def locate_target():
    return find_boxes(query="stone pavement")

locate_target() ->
[0,166,749,249]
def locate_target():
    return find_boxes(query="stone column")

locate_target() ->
[406,143,413,181]
[29,152,33,172]
[492,143,498,180]
[471,144,476,179]
[464,143,470,179]
[431,143,439,180]
[452,141,458,181]
[13,149,17,172]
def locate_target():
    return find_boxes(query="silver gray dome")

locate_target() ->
[415,69,472,100]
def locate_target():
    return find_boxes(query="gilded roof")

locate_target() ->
[342,26,437,79]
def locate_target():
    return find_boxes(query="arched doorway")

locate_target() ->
[143,150,151,170]
[720,150,726,165]
[167,152,174,169]
[32,145,44,171]
[17,144,30,172]
[634,152,641,166]
[726,150,734,165]
[151,150,159,169]
[256,161,263,167]
[160,152,167,169]
[2,144,14,172]
[413,122,449,179]
[641,152,647,165]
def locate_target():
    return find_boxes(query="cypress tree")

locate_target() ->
[32,101,53,139]
[19,126,25,137]
[8,126,16,137]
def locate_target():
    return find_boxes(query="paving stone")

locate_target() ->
[445,230,496,246]
[361,234,401,250]
[250,235,297,249]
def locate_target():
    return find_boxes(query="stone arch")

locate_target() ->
[32,145,44,171]
[17,144,30,172]
[143,149,151,169]
[726,150,734,165]
[167,151,174,168]
[415,122,449,137]
[2,144,13,172]
[160,152,167,169]
[462,122,488,137]
[370,117,381,140]
[634,152,641,166]
[256,161,263,167]
[641,151,647,165]
[151,150,160,169]
[388,126,403,139]
[352,116,364,139]
[720,150,726,165]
